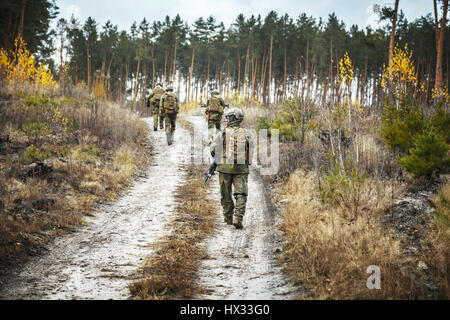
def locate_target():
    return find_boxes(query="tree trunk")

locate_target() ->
[268,31,274,106]
[388,0,400,69]
[237,49,241,95]
[164,50,168,82]
[151,46,156,86]
[124,60,129,103]
[87,44,91,90]
[434,0,448,91]
[244,44,250,99]
[132,56,141,111]
[18,0,27,37]
[172,38,178,83]
[107,52,115,99]
[283,45,287,100]
[188,47,196,102]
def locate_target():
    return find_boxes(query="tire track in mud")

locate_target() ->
[185,116,295,300]
[0,118,191,300]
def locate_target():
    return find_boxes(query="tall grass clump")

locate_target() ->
[0,37,150,260]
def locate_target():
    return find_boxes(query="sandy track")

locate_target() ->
[185,116,295,300]
[0,116,294,300]
[0,118,190,300]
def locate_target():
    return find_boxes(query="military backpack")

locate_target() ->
[153,87,165,101]
[209,95,224,114]
[163,92,177,114]
[222,127,250,166]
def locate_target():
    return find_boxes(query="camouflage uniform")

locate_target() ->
[210,120,254,228]
[148,86,165,131]
[160,90,179,145]
[206,94,226,142]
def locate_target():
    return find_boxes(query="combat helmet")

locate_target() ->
[211,88,220,95]
[166,85,174,92]
[156,82,163,88]
[225,108,244,124]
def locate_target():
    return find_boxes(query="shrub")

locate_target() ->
[21,119,49,146]
[398,131,450,179]
[22,145,51,163]
[263,98,317,142]
[381,98,450,179]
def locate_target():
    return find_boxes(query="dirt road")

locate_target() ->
[0,116,294,300]
[0,118,190,300]
[186,117,294,300]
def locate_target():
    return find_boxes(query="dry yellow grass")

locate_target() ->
[129,165,218,300]
[426,182,450,297]
[0,87,151,261]
[276,169,437,299]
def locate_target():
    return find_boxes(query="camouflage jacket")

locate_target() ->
[210,123,255,174]
[206,95,225,116]
[160,92,179,114]
[148,87,165,106]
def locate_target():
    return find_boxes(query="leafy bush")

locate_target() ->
[398,131,450,179]
[261,98,317,142]
[72,144,100,164]
[320,156,372,219]
[22,145,51,163]
[381,98,450,179]
[256,116,270,131]
[21,118,49,146]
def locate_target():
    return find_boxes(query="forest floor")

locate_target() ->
[0,115,294,300]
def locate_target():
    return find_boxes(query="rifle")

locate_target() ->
[205,161,217,183]
[201,103,229,108]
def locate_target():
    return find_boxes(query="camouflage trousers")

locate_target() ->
[152,101,164,130]
[219,172,249,223]
[164,113,177,145]
[207,113,222,142]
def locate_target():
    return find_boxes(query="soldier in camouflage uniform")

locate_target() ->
[147,83,165,131]
[160,86,179,146]
[205,89,226,143]
[210,108,254,229]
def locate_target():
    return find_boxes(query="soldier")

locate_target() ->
[160,86,179,146]
[210,108,254,229]
[147,82,165,131]
[205,89,226,143]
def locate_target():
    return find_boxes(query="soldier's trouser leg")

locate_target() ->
[152,102,160,130]
[231,174,248,224]
[208,119,221,142]
[219,173,248,224]
[165,113,177,145]
[219,173,234,218]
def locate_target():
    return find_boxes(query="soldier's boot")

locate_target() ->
[224,215,233,225]
[233,215,243,230]
[153,117,158,131]
[166,132,173,145]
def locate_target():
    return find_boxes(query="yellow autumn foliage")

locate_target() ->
[339,52,354,86]
[381,44,417,99]
[0,36,57,90]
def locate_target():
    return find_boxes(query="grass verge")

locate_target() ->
[0,87,150,263]
[129,165,217,299]
[276,169,448,299]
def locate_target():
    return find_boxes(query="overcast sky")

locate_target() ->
[55,0,431,32]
